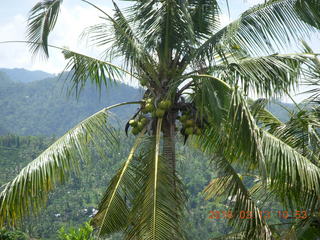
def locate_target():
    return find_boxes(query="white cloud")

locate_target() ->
[220,13,232,28]
[0,3,113,74]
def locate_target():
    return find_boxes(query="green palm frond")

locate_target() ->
[62,49,132,96]
[130,0,194,65]
[295,0,320,29]
[217,54,307,97]
[124,120,186,240]
[0,102,140,227]
[92,130,146,236]
[188,0,220,40]
[300,42,320,101]
[221,0,320,55]
[204,156,272,240]
[249,99,284,131]
[251,99,320,162]
[27,0,62,57]
[192,75,231,126]
[82,1,157,80]
[192,75,266,176]
[192,75,320,214]
[189,0,320,66]
[261,130,320,210]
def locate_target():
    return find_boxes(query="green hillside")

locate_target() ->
[0,69,294,137]
[0,71,142,136]
[0,134,231,240]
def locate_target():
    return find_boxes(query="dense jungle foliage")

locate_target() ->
[0,134,297,240]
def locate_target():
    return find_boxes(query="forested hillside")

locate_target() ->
[0,69,293,137]
[0,69,142,136]
[0,134,229,239]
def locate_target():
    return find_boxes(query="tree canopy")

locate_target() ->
[1,0,320,239]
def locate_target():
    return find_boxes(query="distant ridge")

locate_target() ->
[0,68,142,136]
[0,68,54,83]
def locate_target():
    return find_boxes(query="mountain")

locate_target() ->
[0,68,294,137]
[0,68,54,83]
[0,71,12,86]
[266,101,294,122]
[0,70,142,136]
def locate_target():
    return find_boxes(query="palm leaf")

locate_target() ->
[192,75,320,215]
[261,130,320,210]
[129,0,195,67]
[192,75,266,176]
[92,129,146,236]
[27,0,62,57]
[249,99,284,131]
[216,53,307,97]
[222,0,320,55]
[189,0,320,66]
[81,0,157,80]
[0,102,139,227]
[124,120,186,240]
[62,49,132,96]
[188,0,220,40]
[204,155,272,239]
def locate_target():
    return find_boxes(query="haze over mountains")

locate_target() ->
[0,68,142,136]
[0,68,54,83]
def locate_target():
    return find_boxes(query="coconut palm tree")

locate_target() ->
[1,0,320,239]
[210,49,320,239]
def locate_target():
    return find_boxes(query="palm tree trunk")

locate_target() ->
[163,110,180,239]
[163,110,177,183]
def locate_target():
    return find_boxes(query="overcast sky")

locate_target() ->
[0,0,319,101]
[0,0,270,73]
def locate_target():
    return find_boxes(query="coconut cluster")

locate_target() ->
[129,98,172,135]
[129,98,202,137]
[129,116,149,135]
[178,113,202,136]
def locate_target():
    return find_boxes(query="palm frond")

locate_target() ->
[251,100,320,162]
[0,102,140,227]
[192,75,266,176]
[216,53,307,98]
[124,120,186,240]
[295,0,320,29]
[27,0,62,57]
[82,1,157,80]
[129,0,195,66]
[249,99,284,131]
[192,75,320,213]
[300,42,320,101]
[62,49,132,96]
[220,0,320,55]
[261,130,320,210]
[189,0,320,67]
[188,0,220,40]
[204,156,272,240]
[92,130,146,236]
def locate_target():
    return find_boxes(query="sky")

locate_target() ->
[0,0,319,101]
[0,0,267,73]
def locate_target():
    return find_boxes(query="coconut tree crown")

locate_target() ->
[1,0,320,239]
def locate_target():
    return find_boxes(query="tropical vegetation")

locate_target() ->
[1,0,320,239]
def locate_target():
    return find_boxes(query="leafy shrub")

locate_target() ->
[58,222,94,240]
